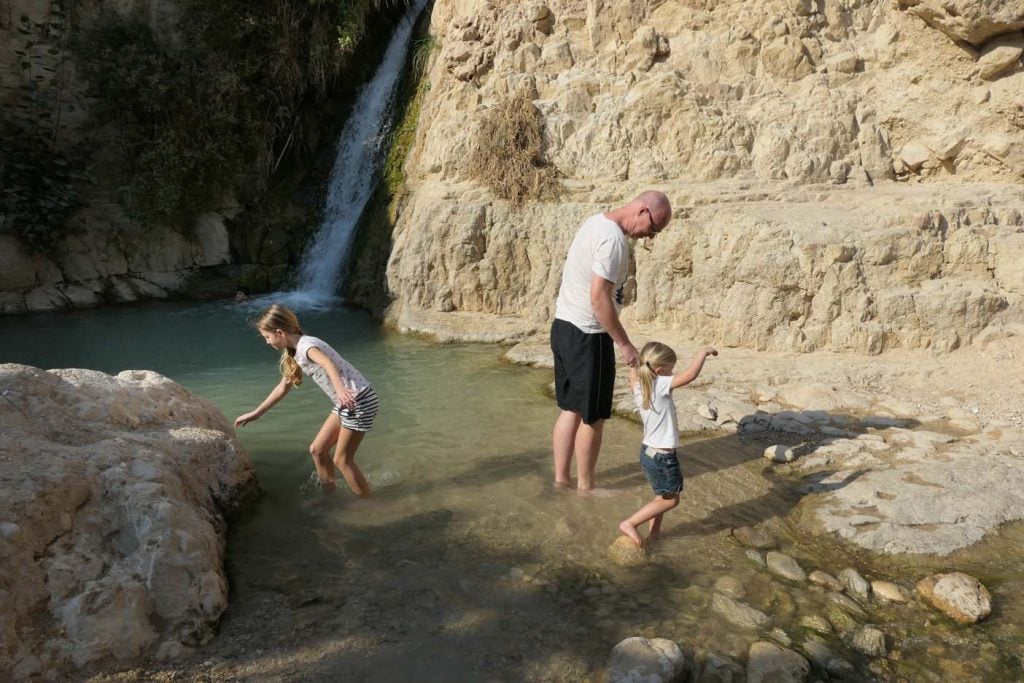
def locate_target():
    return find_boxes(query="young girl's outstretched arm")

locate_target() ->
[305,346,356,410]
[235,377,292,427]
[670,346,718,390]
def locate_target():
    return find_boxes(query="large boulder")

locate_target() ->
[0,364,258,679]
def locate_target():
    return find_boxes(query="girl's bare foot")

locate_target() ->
[321,478,337,494]
[618,521,643,546]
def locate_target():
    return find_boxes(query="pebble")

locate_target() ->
[826,591,867,617]
[808,570,843,591]
[714,575,747,599]
[847,625,887,657]
[732,525,776,549]
[798,615,832,634]
[711,593,771,630]
[766,551,807,582]
[839,567,871,600]
[871,580,910,603]
[763,444,796,463]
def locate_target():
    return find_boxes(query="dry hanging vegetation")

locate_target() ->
[467,92,560,205]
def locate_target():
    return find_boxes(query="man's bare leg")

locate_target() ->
[553,410,582,487]
[574,419,604,491]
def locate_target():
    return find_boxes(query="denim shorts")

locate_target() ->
[640,445,683,496]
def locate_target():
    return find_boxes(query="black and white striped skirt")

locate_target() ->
[333,386,380,432]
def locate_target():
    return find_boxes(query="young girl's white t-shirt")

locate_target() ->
[634,375,678,449]
[294,335,369,405]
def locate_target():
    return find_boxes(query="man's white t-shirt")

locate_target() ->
[554,213,629,333]
[635,375,679,449]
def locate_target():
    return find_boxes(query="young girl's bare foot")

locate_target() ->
[320,478,337,494]
[618,521,643,546]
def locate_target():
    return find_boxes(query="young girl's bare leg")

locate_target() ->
[649,513,665,538]
[333,428,371,497]
[310,414,342,491]
[619,494,680,545]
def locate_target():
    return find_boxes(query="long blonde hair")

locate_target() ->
[637,341,677,410]
[254,304,304,387]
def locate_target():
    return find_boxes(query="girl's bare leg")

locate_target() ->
[618,495,679,545]
[333,428,371,497]
[310,413,341,492]
[649,513,665,537]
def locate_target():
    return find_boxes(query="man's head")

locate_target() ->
[623,190,672,239]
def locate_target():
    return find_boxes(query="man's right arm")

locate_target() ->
[590,273,639,366]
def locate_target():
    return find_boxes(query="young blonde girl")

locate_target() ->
[618,341,717,545]
[235,304,380,496]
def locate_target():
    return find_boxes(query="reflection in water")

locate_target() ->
[3,301,1021,681]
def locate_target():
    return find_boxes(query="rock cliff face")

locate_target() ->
[370,0,1024,354]
[0,0,254,313]
[0,364,258,679]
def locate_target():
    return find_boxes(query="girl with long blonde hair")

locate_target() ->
[618,341,718,545]
[235,304,380,496]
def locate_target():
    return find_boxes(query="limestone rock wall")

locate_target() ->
[0,211,244,314]
[0,364,258,679]
[372,0,1024,354]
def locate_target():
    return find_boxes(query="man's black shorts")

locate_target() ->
[551,318,615,425]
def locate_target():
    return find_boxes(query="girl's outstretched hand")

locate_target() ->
[234,411,260,428]
[702,346,719,358]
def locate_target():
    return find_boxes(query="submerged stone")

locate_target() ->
[608,535,647,566]
[605,636,687,683]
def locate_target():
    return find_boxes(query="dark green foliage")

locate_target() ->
[76,0,408,226]
[0,117,86,251]
[0,3,87,252]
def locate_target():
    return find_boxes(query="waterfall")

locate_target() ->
[288,0,428,307]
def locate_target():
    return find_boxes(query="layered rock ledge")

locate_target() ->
[0,364,258,679]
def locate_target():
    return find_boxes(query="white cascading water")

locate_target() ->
[286,0,428,308]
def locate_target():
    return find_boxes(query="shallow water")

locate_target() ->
[3,302,1022,681]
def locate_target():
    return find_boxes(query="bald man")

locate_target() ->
[550,190,673,493]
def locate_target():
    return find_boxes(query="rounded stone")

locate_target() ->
[608,535,646,566]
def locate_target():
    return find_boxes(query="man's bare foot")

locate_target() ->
[577,487,621,498]
[618,521,643,546]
